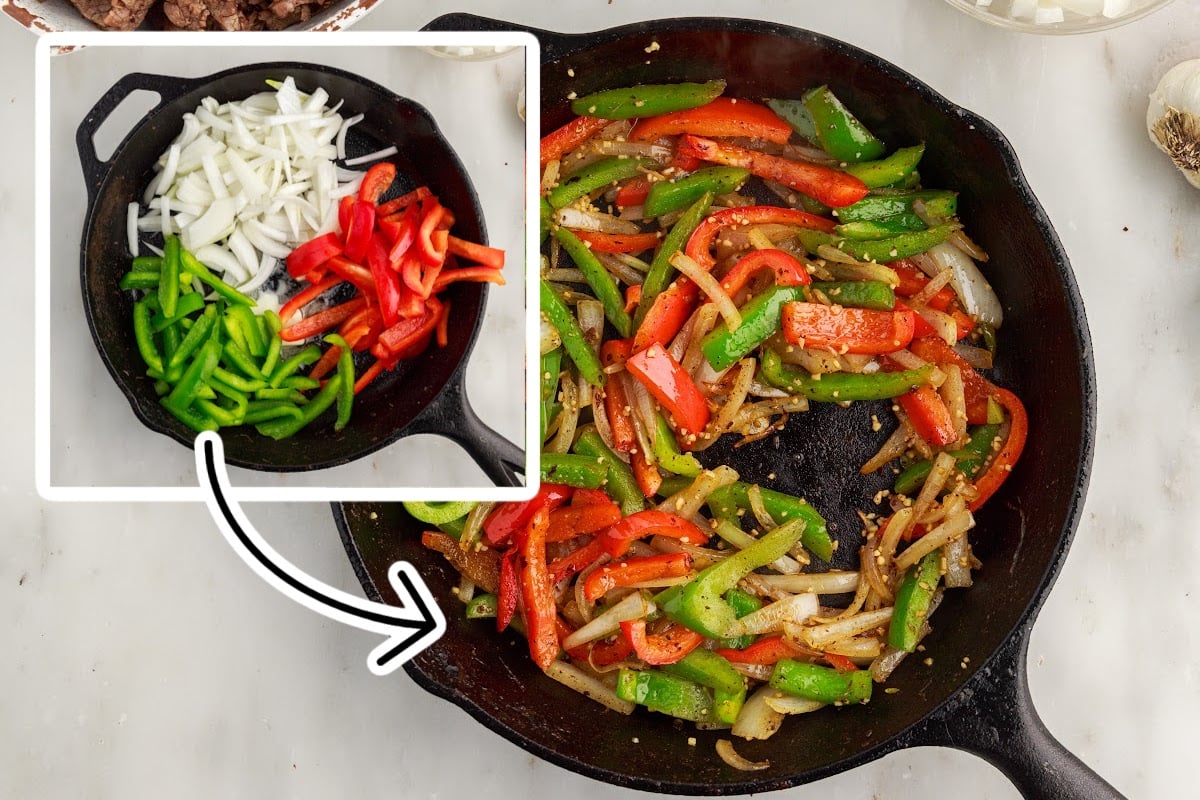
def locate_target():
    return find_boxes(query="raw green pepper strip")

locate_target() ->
[540,348,562,442]
[159,235,181,318]
[555,227,633,338]
[195,398,242,427]
[835,215,927,239]
[163,399,220,433]
[132,255,163,272]
[119,272,163,291]
[701,285,806,371]
[243,401,304,425]
[208,375,248,420]
[634,191,714,328]
[770,659,873,704]
[223,338,268,382]
[540,279,605,387]
[795,223,957,263]
[150,292,205,332]
[221,311,251,358]
[163,338,222,415]
[765,98,818,142]
[179,249,256,308]
[893,422,1002,496]
[324,333,355,432]
[705,481,833,562]
[152,379,171,397]
[836,190,958,223]
[540,453,608,489]
[211,367,266,393]
[167,304,217,371]
[231,306,266,358]
[254,387,308,404]
[652,412,702,477]
[547,156,655,210]
[261,310,283,378]
[661,649,747,725]
[643,167,750,218]
[280,376,320,392]
[807,280,896,311]
[662,518,805,639]
[842,144,926,189]
[465,593,498,619]
[132,298,164,373]
[572,80,726,120]
[573,426,645,516]
[615,668,714,722]
[760,348,934,404]
[255,372,342,440]
[401,500,477,526]
[267,344,321,388]
[160,323,184,383]
[801,85,886,163]
[888,551,942,652]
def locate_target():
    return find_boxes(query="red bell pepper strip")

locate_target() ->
[383,202,421,261]
[582,634,636,667]
[601,509,710,557]
[571,488,613,507]
[431,267,506,292]
[824,652,859,672]
[629,97,794,145]
[401,252,426,297]
[624,284,642,315]
[325,255,376,295]
[521,506,560,671]
[279,296,367,342]
[497,547,520,633]
[720,248,812,296]
[897,384,958,448]
[447,235,506,269]
[715,635,807,665]
[372,299,442,364]
[286,232,343,279]
[548,536,608,585]
[417,201,448,268]
[619,619,706,665]
[615,175,652,209]
[546,500,623,543]
[358,162,397,205]
[375,186,432,218]
[435,299,450,348]
[337,194,355,232]
[968,387,1027,512]
[583,552,693,603]
[624,343,710,440]
[343,200,376,263]
[675,134,870,208]
[909,336,994,424]
[600,340,637,453]
[278,275,342,325]
[353,359,388,395]
[781,301,916,355]
[891,259,955,311]
[483,483,573,546]
[366,234,403,329]
[540,115,612,169]
[571,230,663,254]
[630,448,663,499]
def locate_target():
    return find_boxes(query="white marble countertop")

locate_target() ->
[4,1,1199,798]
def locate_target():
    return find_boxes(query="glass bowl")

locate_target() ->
[942,0,1176,33]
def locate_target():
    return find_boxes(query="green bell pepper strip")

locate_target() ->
[132,298,164,373]
[770,659,873,705]
[886,169,922,190]
[540,348,562,442]
[540,453,609,489]
[402,501,477,526]
[149,291,205,332]
[642,167,750,218]
[211,367,265,393]
[437,515,468,538]
[807,280,896,311]
[700,285,806,371]
[132,255,163,272]
[795,222,957,263]
[889,550,942,652]
[254,387,308,404]
[615,668,714,722]
[179,250,255,308]
[159,235,182,318]
[465,593,498,619]
[835,190,958,223]
[164,337,222,416]
[539,197,553,245]
[547,156,655,210]
[718,588,763,651]
[835,215,927,239]
[195,398,242,427]
[662,518,805,639]
[801,85,886,163]
[163,400,220,433]
[893,422,1002,496]
[979,322,998,355]
[255,371,342,440]
[555,227,633,338]
[280,376,320,392]
[572,80,727,120]
[324,333,355,432]
[760,348,934,405]
[662,649,747,725]
[153,380,171,397]
[652,412,703,477]
[208,374,248,418]
[230,306,266,358]
[119,271,163,291]
[221,312,251,358]
[167,304,217,371]
[655,474,694,498]
[765,98,818,143]
[573,426,645,516]
[706,481,833,562]
[160,323,184,383]
[634,191,713,328]
[222,338,268,382]
[842,144,925,189]
[260,310,283,378]
[267,344,321,388]
[540,280,605,387]
[242,400,304,425]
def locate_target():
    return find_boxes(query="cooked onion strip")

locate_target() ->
[548,372,581,455]
[893,500,973,572]
[762,694,825,715]
[731,593,819,636]
[556,206,642,234]
[545,661,635,715]
[657,466,739,520]
[716,739,770,771]
[732,686,785,741]
[795,606,895,650]
[561,591,654,651]
[670,252,742,331]
[759,571,859,595]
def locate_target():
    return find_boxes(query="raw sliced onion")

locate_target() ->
[343,145,398,167]
[126,202,139,257]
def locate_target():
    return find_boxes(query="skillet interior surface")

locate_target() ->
[79,62,488,472]
[336,17,1095,795]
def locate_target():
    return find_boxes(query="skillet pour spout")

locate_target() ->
[333,14,1114,796]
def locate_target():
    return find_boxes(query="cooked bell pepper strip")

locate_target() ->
[843,144,925,189]
[770,659,873,705]
[823,652,859,672]
[889,550,942,652]
[540,347,562,442]
[483,483,572,546]
[547,156,655,211]
[897,383,958,448]
[837,190,958,225]
[614,175,652,209]
[573,427,646,517]
[402,501,477,526]
[540,453,610,491]
[286,232,343,279]
[625,343,710,440]
[570,488,612,507]
[676,134,869,208]
[890,261,955,309]
[801,85,887,163]
[631,97,793,144]
[279,297,368,343]
[497,548,519,632]
[716,634,807,666]
[616,667,715,721]
[323,333,355,432]
[159,235,182,319]
[795,223,957,263]
[586,553,693,603]
[578,633,636,667]
[342,200,376,264]
[663,518,805,639]
[701,285,807,371]
[540,115,613,169]
[446,235,505,269]
[760,347,934,404]
[893,422,1001,495]
[968,388,1027,511]
[602,374,637,454]
[620,619,706,665]
[572,80,727,120]
[540,279,606,387]
[548,536,609,585]
[465,593,498,620]
[167,304,217,371]
[652,412,703,477]
[279,275,342,326]
[556,227,633,338]
[633,192,714,335]
[546,498,623,542]
[358,162,396,204]
[570,230,663,254]
[661,648,746,724]
[719,248,811,298]
[267,344,321,388]
[642,166,750,219]
[602,510,709,558]
[631,450,663,499]
[765,98,819,142]
[835,216,927,239]
[133,298,164,373]
[781,301,916,355]
[520,506,560,671]
[808,280,896,311]
[908,335,995,424]
[716,588,763,651]
[690,206,838,275]
[705,481,832,561]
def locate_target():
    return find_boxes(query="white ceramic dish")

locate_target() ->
[1,0,380,34]
[942,0,1175,33]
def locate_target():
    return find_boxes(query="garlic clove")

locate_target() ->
[1148,59,1200,190]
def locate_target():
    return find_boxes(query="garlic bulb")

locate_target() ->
[1147,59,1200,189]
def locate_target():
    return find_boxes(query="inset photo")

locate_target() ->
[36,32,539,502]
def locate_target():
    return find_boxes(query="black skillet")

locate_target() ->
[335,16,1116,798]
[77,62,523,482]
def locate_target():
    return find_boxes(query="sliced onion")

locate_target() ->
[759,571,859,595]
[555,206,642,234]
[824,636,882,660]
[548,371,580,455]
[594,251,646,285]
[894,501,973,572]
[939,364,968,442]
[669,252,742,331]
[732,685,786,740]
[126,202,139,256]
[732,593,819,636]
[860,416,912,475]
[343,145,398,167]
[561,591,654,651]
[926,241,1003,328]
[913,452,957,525]
[545,661,635,715]
[716,739,770,771]
[797,606,895,650]
[762,693,825,715]
[540,317,563,355]
[943,528,974,589]
[657,466,739,520]
[953,343,994,370]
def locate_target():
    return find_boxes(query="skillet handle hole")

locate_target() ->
[91,89,163,164]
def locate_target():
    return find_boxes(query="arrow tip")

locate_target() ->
[365,561,447,676]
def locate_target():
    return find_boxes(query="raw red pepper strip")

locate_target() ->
[521,506,560,671]
[353,359,388,395]
[447,235,505,269]
[483,483,573,546]
[601,509,710,557]
[546,500,623,543]
[286,232,343,279]
[624,342,711,439]
[279,296,367,342]
[385,202,422,263]
[279,275,342,325]
[325,255,376,295]
[417,201,447,267]
[541,115,613,169]
[343,200,376,263]
[367,234,403,328]
[376,186,432,218]
[969,388,1027,512]
[629,97,794,145]
[432,267,506,292]
[620,619,706,666]
[571,230,663,254]
[358,162,397,204]
[781,301,916,355]
[435,299,450,348]
[583,552,692,603]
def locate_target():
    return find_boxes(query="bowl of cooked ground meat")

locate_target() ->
[2,0,378,32]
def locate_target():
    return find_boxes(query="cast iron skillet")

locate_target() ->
[78,62,523,482]
[336,16,1117,798]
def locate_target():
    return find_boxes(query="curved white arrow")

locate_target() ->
[194,431,445,676]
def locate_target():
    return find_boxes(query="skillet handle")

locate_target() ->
[905,625,1126,800]
[75,72,196,206]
